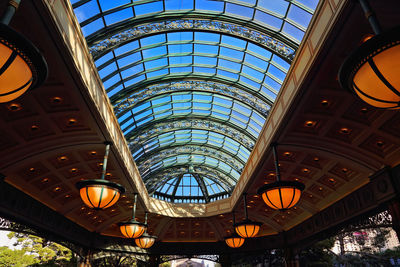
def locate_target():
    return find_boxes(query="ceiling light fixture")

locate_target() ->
[257,142,305,210]
[0,0,47,103]
[234,193,262,238]
[76,142,125,210]
[119,193,147,238]
[135,212,157,249]
[339,0,400,109]
[225,212,245,248]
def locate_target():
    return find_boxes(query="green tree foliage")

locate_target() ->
[91,255,138,267]
[5,232,76,266]
[372,228,391,252]
[0,246,36,267]
[299,238,335,267]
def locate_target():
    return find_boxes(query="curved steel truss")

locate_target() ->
[88,19,296,62]
[100,31,288,103]
[128,119,256,152]
[145,165,236,192]
[70,0,318,203]
[114,80,272,117]
[118,91,266,141]
[136,145,246,174]
[151,172,231,203]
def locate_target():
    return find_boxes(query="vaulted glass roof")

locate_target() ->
[70,0,319,203]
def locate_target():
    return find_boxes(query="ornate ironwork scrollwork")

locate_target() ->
[90,20,295,61]
[114,81,271,118]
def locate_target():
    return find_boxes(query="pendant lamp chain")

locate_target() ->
[271,142,281,182]
[132,193,138,219]
[100,142,111,180]
[358,0,382,35]
[243,193,248,219]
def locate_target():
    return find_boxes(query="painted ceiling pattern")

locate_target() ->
[70,0,318,203]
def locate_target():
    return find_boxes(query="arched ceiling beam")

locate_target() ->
[149,168,232,196]
[192,173,210,203]
[150,174,231,198]
[133,130,249,167]
[125,116,258,146]
[135,144,246,174]
[170,174,183,201]
[88,20,296,62]
[120,91,264,141]
[144,165,236,192]
[113,76,274,113]
[122,114,259,143]
[114,82,270,119]
[127,118,255,152]
[73,0,313,45]
[141,153,240,184]
[108,67,280,106]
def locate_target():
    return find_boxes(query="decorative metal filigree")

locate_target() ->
[0,217,37,235]
[90,19,295,61]
[114,81,271,117]
[129,119,255,151]
[0,217,84,256]
[340,210,392,233]
[137,146,244,174]
[159,254,220,263]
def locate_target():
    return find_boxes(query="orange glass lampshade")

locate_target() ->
[76,179,125,210]
[135,233,156,248]
[119,220,147,238]
[339,26,400,109]
[0,24,47,102]
[224,233,245,248]
[234,219,262,238]
[257,181,305,210]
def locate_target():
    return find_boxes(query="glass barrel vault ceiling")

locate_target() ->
[71,0,318,203]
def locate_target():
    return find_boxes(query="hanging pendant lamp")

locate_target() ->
[119,193,147,238]
[0,1,47,103]
[234,193,262,238]
[339,0,400,109]
[225,212,245,248]
[257,143,304,210]
[135,212,157,249]
[76,142,125,210]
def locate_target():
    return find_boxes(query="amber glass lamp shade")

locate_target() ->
[224,233,245,248]
[257,181,305,210]
[135,233,157,248]
[339,26,400,109]
[76,179,125,210]
[234,219,262,238]
[0,24,47,103]
[119,220,147,239]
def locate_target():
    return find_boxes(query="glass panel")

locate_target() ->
[70,0,320,203]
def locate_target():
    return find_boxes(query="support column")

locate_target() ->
[388,201,400,242]
[77,249,91,267]
[136,259,147,267]
[219,253,231,267]
[148,255,160,266]
[389,165,400,242]
[77,257,91,267]
[284,247,299,267]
